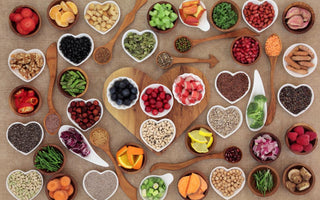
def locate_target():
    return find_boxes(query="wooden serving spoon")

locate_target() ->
[265,34,282,126]
[93,0,147,65]
[89,127,137,200]
[150,146,242,172]
[156,51,219,69]
[43,42,61,135]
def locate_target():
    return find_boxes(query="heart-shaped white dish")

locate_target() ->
[139,173,173,200]
[210,166,245,200]
[246,70,267,132]
[8,49,46,82]
[283,43,318,78]
[178,0,210,31]
[242,0,278,33]
[84,1,121,35]
[83,170,118,200]
[278,83,314,117]
[66,98,104,132]
[57,33,94,66]
[6,169,43,200]
[6,121,44,156]
[122,29,158,63]
[58,125,109,167]
[140,118,176,152]
[207,105,243,139]
[215,71,251,104]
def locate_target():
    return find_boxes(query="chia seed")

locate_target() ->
[157,52,173,69]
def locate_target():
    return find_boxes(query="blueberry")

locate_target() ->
[116,99,123,105]
[128,83,133,89]
[123,79,130,86]
[119,81,126,89]
[109,87,116,94]
[129,94,137,100]
[117,93,124,99]
[122,89,130,97]
[114,80,121,88]
[130,87,137,94]
[111,93,117,101]
[124,99,131,106]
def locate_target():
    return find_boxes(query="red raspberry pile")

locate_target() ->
[287,126,317,153]
[9,7,39,35]
[141,85,172,116]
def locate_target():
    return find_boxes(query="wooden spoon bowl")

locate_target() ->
[178,170,209,200]
[285,123,318,155]
[45,173,78,200]
[210,0,241,32]
[230,36,261,66]
[248,165,280,197]
[9,85,42,117]
[282,2,315,34]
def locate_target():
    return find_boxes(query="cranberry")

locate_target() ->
[158,86,164,92]
[166,94,172,100]
[152,109,158,115]
[154,88,159,94]
[149,99,156,105]
[158,107,164,112]
[142,94,148,101]
[146,88,153,94]
[93,100,99,106]
[151,92,157,98]
[159,92,166,99]
[156,101,163,108]
[144,101,150,106]
[145,106,152,112]
[164,103,170,110]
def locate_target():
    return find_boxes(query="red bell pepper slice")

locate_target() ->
[17,103,34,114]
[185,16,199,26]
[24,96,38,106]
[182,5,198,15]
[14,89,26,98]
[27,90,35,97]
[182,0,199,8]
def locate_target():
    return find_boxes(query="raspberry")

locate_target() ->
[296,135,310,146]
[294,126,305,135]
[305,131,317,141]
[287,132,298,142]
[290,143,303,152]
[144,101,150,106]
[152,109,158,115]
[303,143,313,152]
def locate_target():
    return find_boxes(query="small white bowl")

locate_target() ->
[172,73,205,106]
[215,70,251,104]
[178,0,210,31]
[122,29,158,63]
[282,43,317,78]
[106,77,139,110]
[210,166,245,200]
[277,83,314,117]
[83,170,118,200]
[57,33,94,66]
[6,169,43,200]
[139,173,173,200]
[140,118,176,152]
[8,49,46,82]
[246,70,267,132]
[84,1,121,35]
[242,0,278,33]
[66,98,104,132]
[58,125,109,167]
[207,105,243,139]
[140,84,174,118]
[6,121,44,156]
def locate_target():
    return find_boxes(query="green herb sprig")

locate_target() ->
[253,169,274,196]
[35,146,64,172]
[213,2,238,29]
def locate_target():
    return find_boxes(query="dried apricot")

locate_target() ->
[49,5,61,20]
[66,1,78,15]
[61,11,75,23]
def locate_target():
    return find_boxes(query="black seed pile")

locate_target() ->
[59,36,92,64]
[8,123,42,153]
[279,86,312,114]
[109,78,138,106]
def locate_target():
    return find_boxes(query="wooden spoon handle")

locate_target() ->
[173,54,219,68]
[265,56,278,126]
[46,42,57,111]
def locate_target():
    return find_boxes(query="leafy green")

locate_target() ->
[213,2,238,29]
[253,169,274,196]
[34,146,63,172]
[247,95,267,129]
[149,3,177,31]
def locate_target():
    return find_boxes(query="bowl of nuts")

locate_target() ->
[231,36,261,66]
[84,1,120,34]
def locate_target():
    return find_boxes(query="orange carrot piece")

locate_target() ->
[53,190,68,200]
[47,179,61,192]
[60,176,71,187]
[66,184,74,196]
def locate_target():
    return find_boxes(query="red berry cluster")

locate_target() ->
[141,85,172,116]
[9,7,39,35]
[287,126,317,153]
[232,37,260,64]
[68,100,101,130]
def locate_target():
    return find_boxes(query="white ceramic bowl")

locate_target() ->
[210,166,245,200]
[122,29,158,63]
[242,0,278,33]
[172,73,205,106]
[140,84,174,118]
[277,83,314,117]
[282,43,317,78]
[106,77,139,110]
[215,70,251,104]
[57,33,94,66]
[8,49,46,82]
[58,125,109,167]
[6,121,44,156]
[140,118,176,152]
[207,105,243,139]
[139,173,173,200]
[84,1,121,35]
[178,0,210,31]
[6,169,43,200]
[66,98,104,132]
[83,170,118,200]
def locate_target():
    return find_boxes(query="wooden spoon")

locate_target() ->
[264,34,282,126]
[43,42,61,135]
[89,127,137,200]
[150,146,241,172]
[93,0,147,65]
[156,51,219,69]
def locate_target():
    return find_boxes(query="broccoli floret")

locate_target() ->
[247,102,259,115]
[254,95,267,109]
[250,119,264,129]
[247,110,264,121]
[247,95,267,129]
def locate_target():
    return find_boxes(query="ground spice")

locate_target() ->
[217,72,249,101]
[175,36,191,53]
[94,47,111,63]
[265,34,281,56]
[7,123,42,153]
[208,107,240,136]
[90,128,108,146]
[279,86,312,114]
[84,171,118,200]
[45,114,60,133]
[157,52,173,69]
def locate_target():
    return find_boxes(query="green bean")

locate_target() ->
[60,70,87,96]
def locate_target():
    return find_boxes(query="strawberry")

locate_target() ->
[293,126,305,135]
[16,22,30,35]
[12,13,23,23]
[296,134,310,146]
[290,143,303,152]
[9,13,16,21]
[15,7,23,13]
[305,131,317,141]
[287,132,298,142]
[20,18,36,32]
[31,12,39,24]
[303,143,313,152]
[21,8,33,18]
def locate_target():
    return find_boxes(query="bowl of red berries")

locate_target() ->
[9,5,41,37]
[140,84,173,118]
[172,73,205,106]
[231,36,261,66]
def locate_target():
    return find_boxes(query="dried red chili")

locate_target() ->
[17,103,34,114]
[24,97,38,106]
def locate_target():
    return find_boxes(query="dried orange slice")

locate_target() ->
[66,1,78,15]
[61,11,75,23]
[61,1,72,12]
[55,12,69,27]
[117,154,133,169]
[49,5,62,20]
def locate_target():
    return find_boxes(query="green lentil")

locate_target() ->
[175,36,191,53]
[124,32,156,60]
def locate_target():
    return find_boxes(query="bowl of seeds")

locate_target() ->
[174,36,192,53]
